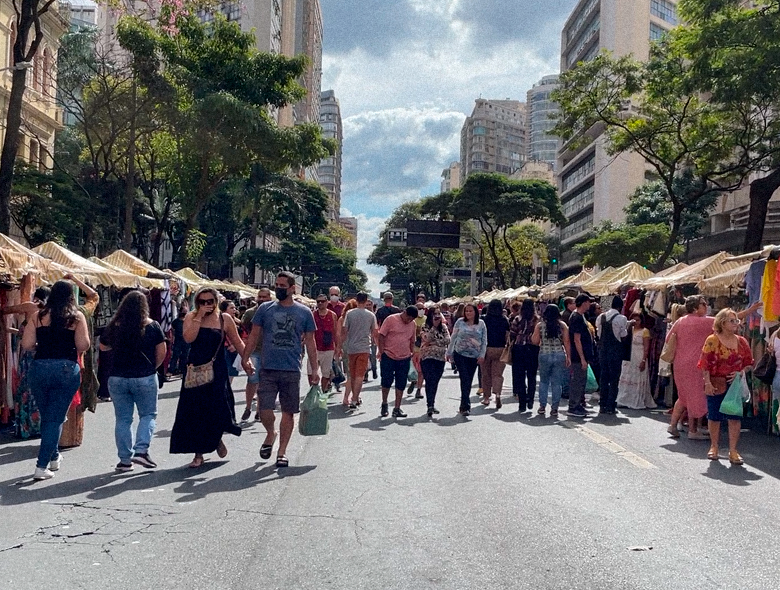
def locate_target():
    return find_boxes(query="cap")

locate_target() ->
[575,293,594,306]
[382,292,394,299]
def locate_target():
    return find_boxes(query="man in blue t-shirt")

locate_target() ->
[242,271,318,468]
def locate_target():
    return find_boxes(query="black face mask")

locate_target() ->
[275,287,288,301]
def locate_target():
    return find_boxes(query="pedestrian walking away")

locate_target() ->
[481,299,510,409]
[240,288,272,422]
[531,305,571,418]
[377,306,418,418]
[567,294,595,417]
[22,280,90,481]
[419,307,451,417]
[510,299,540,411]
[242,272,319,468]
[341,292,378,409]
[446,303,487,417]
[100,291,167,471]
[170,287,246,468]
[596,295,628,415]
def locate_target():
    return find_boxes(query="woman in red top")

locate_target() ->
[697,308,753,465]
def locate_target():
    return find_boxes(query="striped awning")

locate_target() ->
[0,234,84,284]
[33,242,143,289]
[102,250,171,279]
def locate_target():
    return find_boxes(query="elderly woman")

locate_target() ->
[698,308,754,465]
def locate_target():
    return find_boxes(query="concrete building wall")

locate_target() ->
[526,74,559,167]
[338,216,358,255]
[440,161,461,192]
[318,89,342,221]
[460,99,527,180]
[556,0,679,271]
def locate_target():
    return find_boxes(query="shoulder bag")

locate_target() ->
[753,349,776,385]
[660,331,677,364]
[184,315,223,389]
[500,332,512,365]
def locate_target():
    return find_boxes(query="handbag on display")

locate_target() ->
[753,350,776,385]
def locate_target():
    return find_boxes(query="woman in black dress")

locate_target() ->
[170,288,246,468]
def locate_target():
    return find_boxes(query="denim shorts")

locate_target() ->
[707,392,741,422]
[380,354,411,391]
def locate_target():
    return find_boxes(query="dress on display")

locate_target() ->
[616,328,656,409]
[170,324,240,455]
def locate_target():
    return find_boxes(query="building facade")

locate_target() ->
[440,161,461,193]
[555,0,679,272]
[338,216,358,255]
[460,99,526,180]
[318,89,342,221]
[526,74,560,168]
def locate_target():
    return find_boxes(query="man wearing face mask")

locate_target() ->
[327,286,345,319]
[242,272,318,468]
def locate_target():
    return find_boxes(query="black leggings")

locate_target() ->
[512,344,539,406]
[421,358,445,407]
[454,352,479,411]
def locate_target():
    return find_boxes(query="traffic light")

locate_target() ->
[551,258,557,264]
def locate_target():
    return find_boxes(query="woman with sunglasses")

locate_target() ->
[419,308,451,417]
[170,287,246,468]
[698,308,753,464]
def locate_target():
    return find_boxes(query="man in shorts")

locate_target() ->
[312,294,338,392]
[240,287,272,421]
[377,306,418,418]
[242,272,318,468]
[341,292,378,409]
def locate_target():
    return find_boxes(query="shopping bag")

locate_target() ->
[331,359,345,385]
[753,350,776,385]
[232,353,244,375]
[738,371,751,402]
[408,366,418,383]
[659,332,677,364]
[499,345,512,365]
[719,373,745,417]
[585,365,598,393]
[298,385,329,436]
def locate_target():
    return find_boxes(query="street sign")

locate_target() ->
[387,228,407,247]
[405,220,461,249]
[547,273,558,282]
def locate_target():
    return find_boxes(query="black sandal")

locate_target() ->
[276,455,289,468]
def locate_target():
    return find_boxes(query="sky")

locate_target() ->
[320,0,579,296]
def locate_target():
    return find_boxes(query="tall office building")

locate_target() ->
[318,90,342,222]
[556,0,679,271]
[338,216,358,255]
[526,75,560,167]
[440,162,461,192]
[199,0,284,54]
[460,99,526,180]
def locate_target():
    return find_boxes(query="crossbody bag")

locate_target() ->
[184,315,223,389]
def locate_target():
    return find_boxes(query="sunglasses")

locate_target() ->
[433,315,442,320]
[197,298,215,305]
[317,300,327,304]
[728,318,741,324]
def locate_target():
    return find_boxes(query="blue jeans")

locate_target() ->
[538,352,566,407]
[28,359,81,469]
[109,375,159,463]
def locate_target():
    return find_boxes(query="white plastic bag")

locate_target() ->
[232,353,244,375]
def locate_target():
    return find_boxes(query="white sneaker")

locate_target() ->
[33,467,54,480]
[49,455,62,471]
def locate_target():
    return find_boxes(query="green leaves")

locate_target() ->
[575,223,682,269]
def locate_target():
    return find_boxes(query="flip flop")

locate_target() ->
[259,432,277,460]
[276,455,289,468]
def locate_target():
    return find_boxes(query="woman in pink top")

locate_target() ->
[666,296,761,439]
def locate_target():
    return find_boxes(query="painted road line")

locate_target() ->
[563,421,657,469]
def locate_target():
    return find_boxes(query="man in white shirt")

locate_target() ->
[596,295,629,415]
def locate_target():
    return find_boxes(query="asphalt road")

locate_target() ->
[2,366,780,590]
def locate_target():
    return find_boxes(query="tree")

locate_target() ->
[0,0,60,234]
[674,0,780,251]
[448,174,564,288]
[552,46,763,266]
[484,223,548,287]
[575,222,682,269]
[117,14,335,251]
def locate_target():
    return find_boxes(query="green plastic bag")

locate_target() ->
[408,366,418,383]
[299,385,329,436]
[585,365,598,393]
[719,372,745,417]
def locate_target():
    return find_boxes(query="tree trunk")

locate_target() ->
[653,204,683,271]
[0,68,28,234]
[122,79,137,250]
[744,167,780,253]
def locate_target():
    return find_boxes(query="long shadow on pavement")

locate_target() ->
[701,459,764,486]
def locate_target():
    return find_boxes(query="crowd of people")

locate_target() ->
[11,272,769,480]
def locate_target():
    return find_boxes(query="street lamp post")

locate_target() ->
[0,62,32,74]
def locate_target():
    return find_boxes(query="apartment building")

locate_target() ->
[338,216,358,255]
[440,161,461,193]
[556,0,679,272]
[318,89,342,222]
[526,75,560,167]
[460,99,527,180]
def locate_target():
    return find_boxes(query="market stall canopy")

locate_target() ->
[578,263,653,296]
[33,242,143,289]
[697,262,752,296]
[89,257,164,289]
[572,266,615,294]
[102,250,173,279]
[174,268,257,300]
[638,252,743,290]
[540,269,593,297]
[653,262,688,277]
[0,233,84,283]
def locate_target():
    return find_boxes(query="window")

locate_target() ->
[650,22,668,41]
[561,212,594,241]
[650,0,677,25]
[29,139,38,166]
[562,154,595,192]
[473,126,486,135]
[562,182,594,218]
[9,21,15,67]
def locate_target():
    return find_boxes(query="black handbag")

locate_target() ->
[753,350,776,385]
